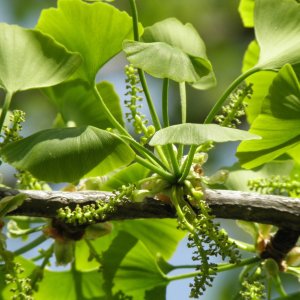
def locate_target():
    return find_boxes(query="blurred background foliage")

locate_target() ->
[0,1,259,299]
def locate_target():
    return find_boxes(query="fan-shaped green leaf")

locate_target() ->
[237,64,300,168]
[1,126,134,182]
[0,23,81,93]
[112,240,167,298]
[254,0,300,70]
[36,0,136,82]
[102,231,168,299]
[242,40,276,123]
[263,65,300,119]
[114,219,185,259]
[149,123,260,146]
[237,116,300,169]
[124,18,214,89]
[44,79,124,129]
[101,163,150,191]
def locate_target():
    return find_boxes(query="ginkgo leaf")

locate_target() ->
[114,219,185,259]
[100,163,150,191]
[1,126,134,182]
[44,79,124,129]
[124,18,215,89]
[242,40,276,123]
[149,123,260,146]
[112,240,167,298]
[102,231,168,299]
[237,64,300,169]
[0,23,81,93]
[254,0,300,70]
[37,0,137,82]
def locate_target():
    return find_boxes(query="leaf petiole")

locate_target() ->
[135,155,175,182]
[0,91,13,135]
[128,0,162,131]
[178,145,197,183]
[13,234,47,256]
[228,237,256,252]
[204,68,259,124]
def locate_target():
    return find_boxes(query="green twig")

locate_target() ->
[178,145,197,183]
[273,274,287,297]
[155,146,172,169]
[128,0,140,41]
[93,85,129,136]
[229,238,256,252]
[135,155,175,182]
[13,234,47,256]
[30,244,54,289]
[8,225,45,237]
[120,134,168,170]
[0,91,13,135]
[167,145,180,176]
[204,68,258,124]
[128,0,162,130]
[138,70,162,130]
[162,78,170,127]
[179,82,187,124]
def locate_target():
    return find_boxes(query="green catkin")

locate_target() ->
[57,185,135,225]
[1,110,25,145]
[124,64,155,144]
[1,242,33,300]
[240,280,266,300]
[15,170,50,191]
[248,175,300,197]
[174,184,240,298]
[215,84,253,128]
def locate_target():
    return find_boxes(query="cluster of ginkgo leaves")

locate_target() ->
[0,0,300,299]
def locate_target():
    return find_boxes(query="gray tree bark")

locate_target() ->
[2,188,300,230]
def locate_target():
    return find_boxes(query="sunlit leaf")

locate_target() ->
[112,240,167,298]
[242,40,276,123]
[102,231,167,299]
[254,0,300,70]
[75,223,119,272]
[150,123,260,146]
[237,116,300,169]
[238,0,254,28]
[141,18,216,89]
[262,68,300,119]
[37,270,106,300]
[123,18,215,89]
[1,126,134,182]
[101,163,150,191]
[237,64,300,168]
[37,0,136,82]
[44,79,124,129]
[101,231,138,297]
[0,23,80,93]
[115,219,185,258]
